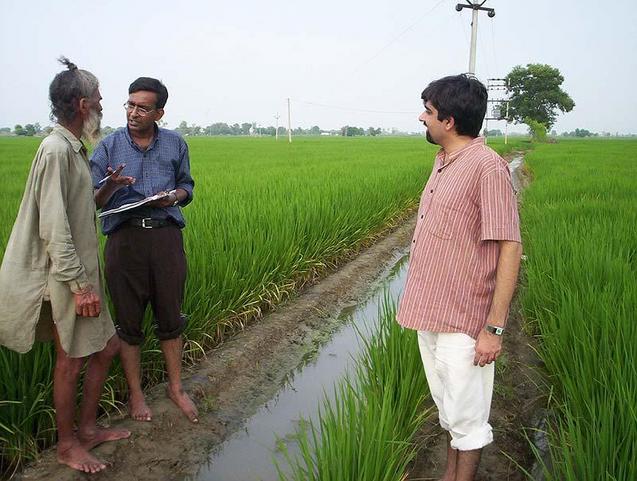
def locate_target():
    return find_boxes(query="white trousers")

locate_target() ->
[417,331,494,451]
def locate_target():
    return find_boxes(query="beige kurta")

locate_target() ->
[0,125,114,358]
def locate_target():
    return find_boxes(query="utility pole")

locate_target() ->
[455,1,495,74]
[287,98,292,143]
[274,114,280,141]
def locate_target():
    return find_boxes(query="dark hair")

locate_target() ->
[49,56,99,124]
[421,74,487,137]
[128,77,169,108]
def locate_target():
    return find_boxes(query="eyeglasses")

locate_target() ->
[123,101,156,117]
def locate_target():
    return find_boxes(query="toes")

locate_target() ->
[132,412,152,422]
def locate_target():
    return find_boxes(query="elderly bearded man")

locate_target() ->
[0,58,133,473]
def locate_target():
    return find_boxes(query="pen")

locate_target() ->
[98,164,126,184]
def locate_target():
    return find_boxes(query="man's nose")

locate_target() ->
[418,112,425,122]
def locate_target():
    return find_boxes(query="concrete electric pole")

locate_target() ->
[287,98,292,143]
[455,1,495,74]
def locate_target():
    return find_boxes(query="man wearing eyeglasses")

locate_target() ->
[90,77,197,424]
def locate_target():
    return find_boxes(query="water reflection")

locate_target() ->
[193,252,410,481]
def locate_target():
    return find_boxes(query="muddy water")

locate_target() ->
[510,155,524,192]
[192,252,410,481]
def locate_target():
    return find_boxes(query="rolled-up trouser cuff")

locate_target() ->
[450,424,493,451]
[156,313,187,341]
[116,326,144,346]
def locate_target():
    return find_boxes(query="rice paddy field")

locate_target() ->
[519,139,637,480]
[1,134,635,481]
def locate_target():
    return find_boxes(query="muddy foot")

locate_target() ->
[79,426,131,450]
[129,394,152,422]
[167,385,199,423]
[57,441,108,474]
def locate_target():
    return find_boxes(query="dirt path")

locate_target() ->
[17,216,417,481]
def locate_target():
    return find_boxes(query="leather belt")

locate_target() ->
[125,218,174,229]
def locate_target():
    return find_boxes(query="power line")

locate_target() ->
[490,18,499,74]
[294,99,419,115]
[352,0,448,72]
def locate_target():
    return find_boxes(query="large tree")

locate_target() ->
[506,63,575,129]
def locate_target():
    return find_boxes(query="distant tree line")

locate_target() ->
[9,123,44,136]
[560,128,599,138]
[173,121,389,137]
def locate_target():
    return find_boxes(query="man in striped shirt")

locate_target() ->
[397,74,522,481]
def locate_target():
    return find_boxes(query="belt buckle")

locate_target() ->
[141,218,153,229]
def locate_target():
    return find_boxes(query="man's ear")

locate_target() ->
[78,97,90,116]
[155,109,165,122]
[444,116,456,132]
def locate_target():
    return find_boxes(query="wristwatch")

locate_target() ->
[171,193,179,207]
[485,324,505,336]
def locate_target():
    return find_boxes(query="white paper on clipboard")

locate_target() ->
[98,191,174,218]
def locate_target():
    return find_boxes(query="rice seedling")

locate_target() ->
[276,297,432,481]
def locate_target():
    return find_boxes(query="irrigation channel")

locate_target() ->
[193,253,409,481]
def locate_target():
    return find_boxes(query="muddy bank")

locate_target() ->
[17,216,417,481]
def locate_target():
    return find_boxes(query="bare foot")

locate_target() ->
[78,426,131,450]
[57,440,108,474]
[167,385,199,423]
[128,393,152,422]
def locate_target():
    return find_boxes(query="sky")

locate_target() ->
[1,0,636,134]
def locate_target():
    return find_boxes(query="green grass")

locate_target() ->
[0,134,522,474]
[276,297,431,481]
[519,138,637,480]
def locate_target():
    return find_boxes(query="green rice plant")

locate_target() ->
[276,297,432,481]
[520,138,637,480]
[0,344,56,477]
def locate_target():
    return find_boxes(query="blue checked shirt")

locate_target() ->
[90,126,194,234]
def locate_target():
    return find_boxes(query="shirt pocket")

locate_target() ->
[155,160,176,190]
[425,201,456,240]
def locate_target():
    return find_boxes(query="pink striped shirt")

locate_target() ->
[397,137,521,339]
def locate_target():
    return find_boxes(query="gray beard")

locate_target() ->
[82,108,102,145]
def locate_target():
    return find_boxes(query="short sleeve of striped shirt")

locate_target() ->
[479,166,521,242]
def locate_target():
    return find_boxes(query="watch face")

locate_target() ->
[487,325,504,336]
